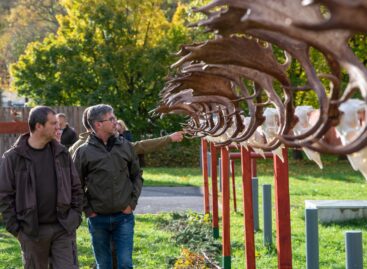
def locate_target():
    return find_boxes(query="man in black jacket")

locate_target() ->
[56,113,77,149]
[73,104,142,269]
[0,106,83,269]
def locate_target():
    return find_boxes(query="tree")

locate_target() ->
[11,0,195,138]
[0,0,64,89]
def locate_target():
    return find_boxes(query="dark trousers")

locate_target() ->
[18,223,78,269]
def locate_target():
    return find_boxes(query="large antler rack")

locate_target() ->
[296,0,367,33]
[154,0,367,156]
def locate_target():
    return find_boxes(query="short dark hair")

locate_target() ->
[82,107,91,130]
[28,106,56,132]
[87,104,113,130]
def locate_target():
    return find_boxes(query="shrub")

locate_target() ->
[144,138,200,167]
[158,212,221,268]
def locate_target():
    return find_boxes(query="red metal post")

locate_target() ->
[240,146,256,269]
[201,138,210,214]
[230,159,237,212]
[221,146,231,268]
[273,148,293,269]
[210,142,219,238]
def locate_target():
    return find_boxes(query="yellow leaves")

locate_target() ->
[173,248,209,269]
[171,3,188,25]
[9,0,193,111]
[129,2,169,48]
[60,0,175,48]
[203,213,211,224]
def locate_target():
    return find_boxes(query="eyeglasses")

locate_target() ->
[99,117,117,123]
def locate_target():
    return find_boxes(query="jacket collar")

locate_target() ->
[78,131,91,140]
[13,133,68,160]
[87,133,122,148]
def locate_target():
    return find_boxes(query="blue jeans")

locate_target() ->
[88,212,135,269]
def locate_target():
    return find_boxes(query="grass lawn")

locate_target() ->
[228,155,367,268]
[1,154,367,268]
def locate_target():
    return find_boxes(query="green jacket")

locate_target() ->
[131,135,171,155]
[69,132,89,157]
[73,134,142,216]
[69,132,172,157]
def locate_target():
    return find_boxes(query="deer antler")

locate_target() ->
[155,0,367,156]
[296,0,367,33]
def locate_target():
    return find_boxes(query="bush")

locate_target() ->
[144,138,200,167]
[158,212,221,268]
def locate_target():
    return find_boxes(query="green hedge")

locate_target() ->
[144,138,200,167]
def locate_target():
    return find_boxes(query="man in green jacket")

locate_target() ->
[69,107,184,157]
[73,104,142,269]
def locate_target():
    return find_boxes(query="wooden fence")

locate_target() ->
[0,106,86,156]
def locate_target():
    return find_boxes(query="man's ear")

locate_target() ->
[94,122,101,130]
[35,122,43,131]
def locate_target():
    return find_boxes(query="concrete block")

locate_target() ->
[305,200,367,224]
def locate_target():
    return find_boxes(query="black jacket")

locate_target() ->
[0,134,83,238]
[61,124,77,149]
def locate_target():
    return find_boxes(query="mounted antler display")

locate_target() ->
[154,0,367,176]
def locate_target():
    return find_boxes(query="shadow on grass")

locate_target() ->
[142,179,195,187]
[135,212,191,224]
[135,215,166,224]
[146,157,366,185]
[320,218,367,229]
[288,159,365,183]
[144,167,201,175]
[292,171,363,183]
[233,157,365,183]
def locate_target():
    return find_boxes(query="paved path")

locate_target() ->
[134,186,204,214]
